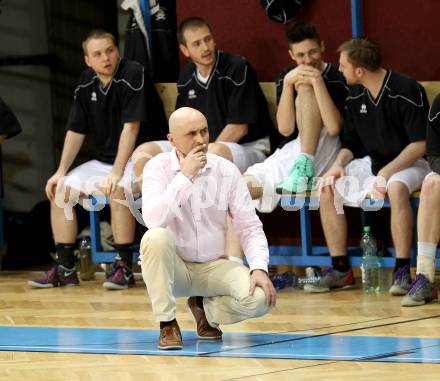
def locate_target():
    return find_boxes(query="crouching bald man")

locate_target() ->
[140,107,276,350]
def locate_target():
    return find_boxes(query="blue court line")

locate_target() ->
[201,313,440,356]
[0,325,440,363]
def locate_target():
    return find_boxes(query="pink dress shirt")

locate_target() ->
[142,149,269,272]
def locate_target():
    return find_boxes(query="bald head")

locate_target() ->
[169,107,207,134]
[167,107,209,156]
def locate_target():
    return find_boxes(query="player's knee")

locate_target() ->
[244,175,263,199]
[132,142,161,171]
[421,175,440,197]
[388,181,409,204]
[208,142,233,161]
[108,186,127,205]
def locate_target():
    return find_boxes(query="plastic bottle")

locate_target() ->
[360,226,380,293]
[271,271,297,290]
[79,236,95,281]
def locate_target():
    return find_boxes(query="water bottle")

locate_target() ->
[79,236,95,281]
[360,226,380,293]
[271,271,297,290]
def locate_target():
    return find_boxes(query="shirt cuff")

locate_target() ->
[248,260,268,274]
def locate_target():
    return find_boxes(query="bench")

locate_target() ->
[88,81,440,266]
[267,192,422,267]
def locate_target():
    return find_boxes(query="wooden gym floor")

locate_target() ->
[0,271,439,381]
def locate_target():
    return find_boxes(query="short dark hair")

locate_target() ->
[177,16,212,45]
[286,20,321,45]
[338,38,382,71]
[82,29,116,55]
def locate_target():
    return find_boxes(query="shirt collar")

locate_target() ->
[170,148,181,171]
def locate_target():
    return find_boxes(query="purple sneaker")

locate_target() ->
[28,264,79,288]
[389,265,412,296]
[102,259,135,290]
[401,274,438,307]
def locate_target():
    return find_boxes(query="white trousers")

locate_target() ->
[139,228,271,325]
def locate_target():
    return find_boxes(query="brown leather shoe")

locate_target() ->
[188,297,222,339]
[157,321,183,350]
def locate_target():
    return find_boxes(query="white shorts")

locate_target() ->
[153,140,173,153]
[154,137,270,173]
[63,159,137,195]
[336,156,430,207]
[220,137,270,173]
[245,129,340,212]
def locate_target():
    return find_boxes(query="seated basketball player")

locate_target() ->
[401,93,440,306]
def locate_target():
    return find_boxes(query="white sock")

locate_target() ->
[417,242,437,283]
[300,152,315,161]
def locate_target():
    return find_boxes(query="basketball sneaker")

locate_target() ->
[401,274,438,306]
[28,264,79,288]
[276,154,314,194]
[102,259,135,290]
[389,265,412,296]
[303,267,355,293]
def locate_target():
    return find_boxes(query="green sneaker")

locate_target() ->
[276,154,315,194]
